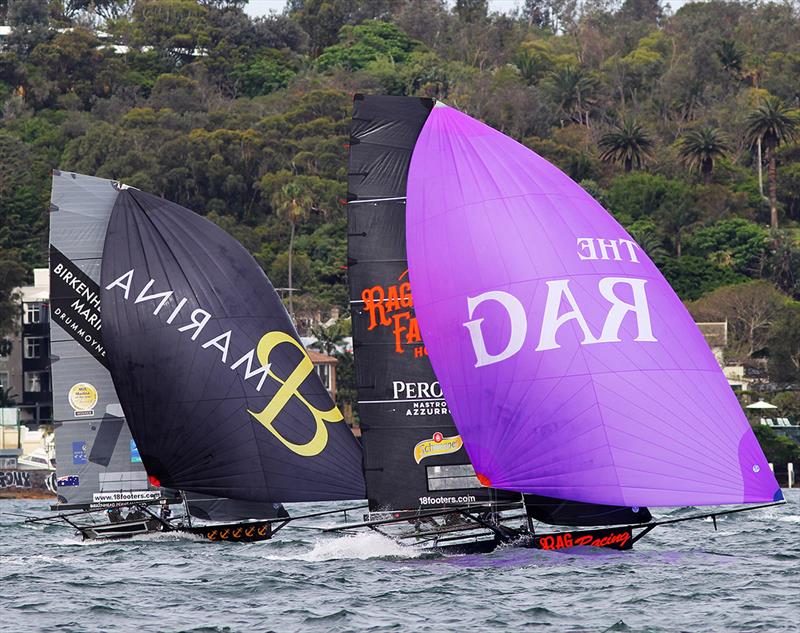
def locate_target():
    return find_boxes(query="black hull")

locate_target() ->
[431,526,639,555]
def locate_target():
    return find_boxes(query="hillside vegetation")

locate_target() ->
[1,0,799,384]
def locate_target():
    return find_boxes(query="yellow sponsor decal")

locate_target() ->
[413,432,463,464]
[68,382,98,417]
[247,331,344,457]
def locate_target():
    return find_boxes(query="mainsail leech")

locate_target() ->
[406,103,782,508]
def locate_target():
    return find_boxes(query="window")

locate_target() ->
[24,371,50,393]
[24,303,48,324]
[24,337,44,359]
[315,364,331,391]
[0,371,9,391]
[426,464,483,491]
[0,339,11,357]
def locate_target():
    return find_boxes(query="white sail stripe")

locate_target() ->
[348,196,406,205]
[358,398,446,404]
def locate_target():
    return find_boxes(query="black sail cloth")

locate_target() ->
[348,94,513,511]
[100,188,365,503]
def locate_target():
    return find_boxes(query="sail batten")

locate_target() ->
[406,104,782,507]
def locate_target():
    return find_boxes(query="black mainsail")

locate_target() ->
[347,95,505,513]
[100,188,366,503]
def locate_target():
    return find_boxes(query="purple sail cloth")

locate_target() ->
[406,103,781,507]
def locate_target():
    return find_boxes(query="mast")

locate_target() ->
[48,171,152,508]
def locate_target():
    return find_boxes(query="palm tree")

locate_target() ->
[678,126,729,184]
[547,66,597,127]
[628,226,668,264]
[309,322,347,356]
[271,182,313,318]
[598,119,654,172]
[716,39,743,82]
[745,96,799,229]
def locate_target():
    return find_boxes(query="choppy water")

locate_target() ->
[2,491,798,633]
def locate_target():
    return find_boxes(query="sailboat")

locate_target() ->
[30,171,366,541]
[325,94,784,552]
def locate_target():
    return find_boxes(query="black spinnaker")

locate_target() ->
[100,188,366,504]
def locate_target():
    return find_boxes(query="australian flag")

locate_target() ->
[57,475,80,487]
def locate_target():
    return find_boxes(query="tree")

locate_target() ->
[659,255,746,302]
[316,20,418,72]
[684,218,768,277]
[546,65,597,127]
[678,127,729,184]
[772,391,800,420]
[751,426,800,466]
[271,182,313,319]
[716,38,743,82]
[649,180,695,258]
[767,303,800,383]
[0,248,25,337]
[309,321,348,355]
[598,119,653,172]
[745,96,799,229]
[688,280,787,359]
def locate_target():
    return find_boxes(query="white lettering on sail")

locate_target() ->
[134,279,174,315]
[230,349,271,392]
[202,330,232,363]
[618,239,641,263]
[104,269,272,392]
[463,291,527,367]
[165,297,188,324]
[465,277,658,365]
[105,269,134,299]
[576,238,597,260]
[597,278,656,343]
[596,239,620,261]
[177,309,211,340]
[536,280,598,352]
[575,238,642,263]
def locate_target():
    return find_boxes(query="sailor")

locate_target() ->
[126,506,146,521]
[107,507,123,523]
[160,501,171,523]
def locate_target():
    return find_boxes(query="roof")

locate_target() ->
[307,349,338,365]
[696,322,727,347]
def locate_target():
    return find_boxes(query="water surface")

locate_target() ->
[2,491,798,632]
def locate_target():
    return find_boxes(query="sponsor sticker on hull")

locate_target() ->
[414,432,463,463]
[92,490,161,504]
[533,527,633,551]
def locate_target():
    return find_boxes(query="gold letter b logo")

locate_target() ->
[247,331,343,457]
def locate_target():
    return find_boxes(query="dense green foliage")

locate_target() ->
[1,0,800,395]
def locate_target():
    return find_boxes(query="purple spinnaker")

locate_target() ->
[406,103,781,507]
